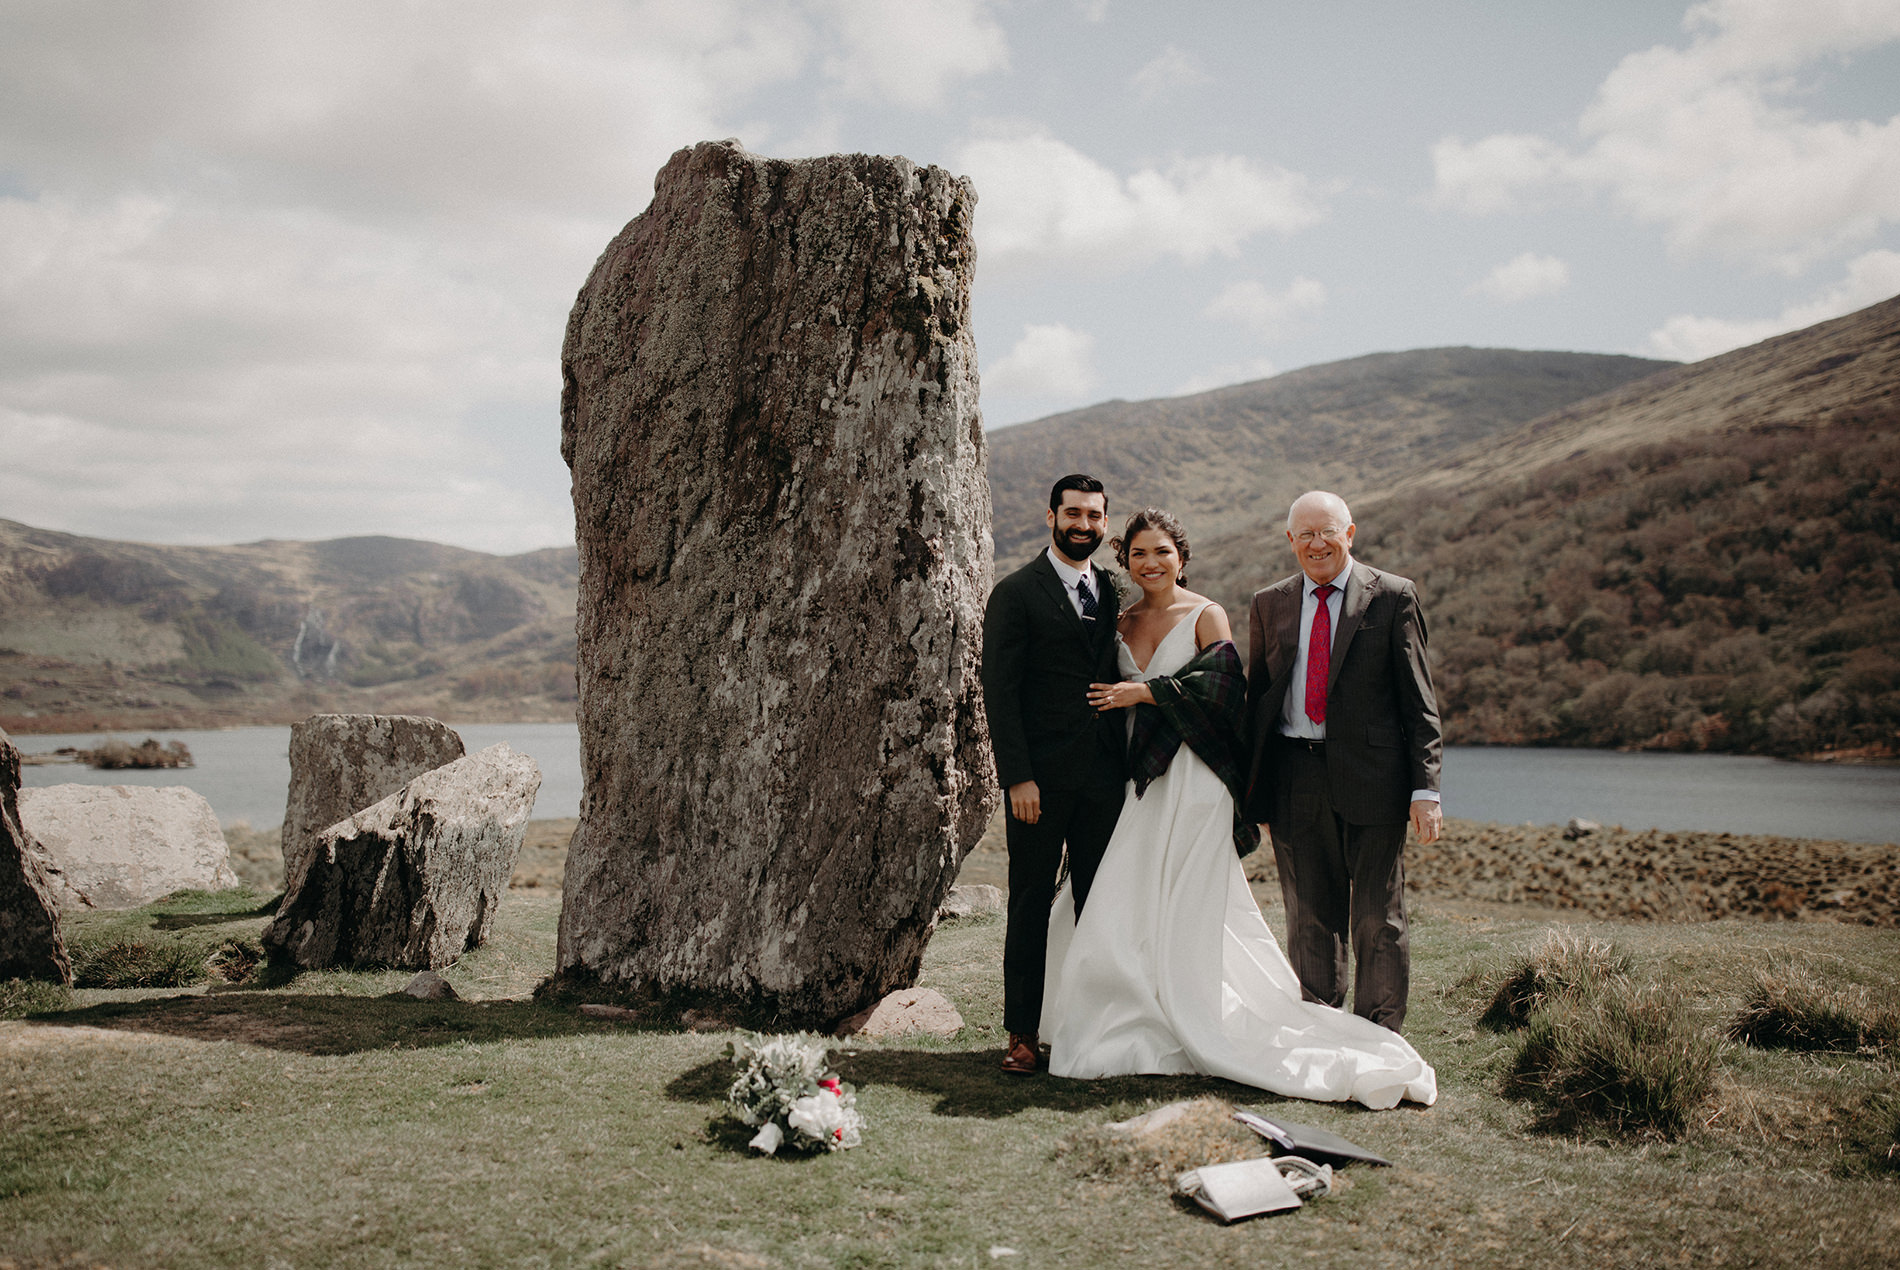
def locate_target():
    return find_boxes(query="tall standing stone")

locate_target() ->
[558,140,996,1024]
[280,714,465,898]
[0,728,69,983]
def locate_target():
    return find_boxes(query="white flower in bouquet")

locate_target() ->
[725,1031,865,1154]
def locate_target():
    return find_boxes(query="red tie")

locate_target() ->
[1305,583,1335,725]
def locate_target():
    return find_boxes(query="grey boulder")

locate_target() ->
[281,714,465,898]
[837,987,965,1039]
[21,784,238,909]
[263,743,540,971]
[0,728,69,983]
[936,884,1004,921]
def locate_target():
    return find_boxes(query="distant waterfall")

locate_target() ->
[290,608,340,679]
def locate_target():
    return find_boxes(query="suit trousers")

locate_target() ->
[1002,777,1123,1035]
[1268,743,1411,1032]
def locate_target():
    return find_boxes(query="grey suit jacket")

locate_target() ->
[1242,562,1442,826]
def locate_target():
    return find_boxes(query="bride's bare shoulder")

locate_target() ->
[1190,594,1233,646]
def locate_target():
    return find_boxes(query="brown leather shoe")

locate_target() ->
[1001,1032,1039,1074]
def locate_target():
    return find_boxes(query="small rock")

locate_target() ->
[579,1003,639,1021]
[936,884,1004,920]
[1563,818,1601,840]
[21,784,238,909]
[837,986,964,1039]
[1105,1099,1200,1137]
[402,970,458,1000]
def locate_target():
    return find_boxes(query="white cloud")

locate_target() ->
[956,128,1325,275]
[1204,277,1326,340]
[1132,46,1208,101]
[1646,248,1900,361]
[1467,252,1571,304]
[1431,0,1900,270]
[983,323,1099,399]
[0,1,1017,553]
[814,0,1008,110]
[1173,357,1278,397]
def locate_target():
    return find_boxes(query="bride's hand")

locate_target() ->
[1088,681,1154,711]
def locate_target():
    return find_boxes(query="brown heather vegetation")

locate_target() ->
[1358,412,1900,755]
[1406,818,1899,924]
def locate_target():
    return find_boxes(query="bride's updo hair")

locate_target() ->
[1111,507,1190,586]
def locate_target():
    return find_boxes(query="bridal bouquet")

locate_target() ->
[725,1031,865,1155]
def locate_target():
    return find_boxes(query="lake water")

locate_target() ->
[13,725,1899,845]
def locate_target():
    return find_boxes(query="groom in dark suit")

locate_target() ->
[981,474,1126,1075]
[1243,490,1442,1032]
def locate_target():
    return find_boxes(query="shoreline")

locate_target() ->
[7,711,1894,775]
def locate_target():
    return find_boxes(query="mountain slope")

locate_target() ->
[984,347,1671,564]
[1193,294,1900,757]
[0,522,579,731]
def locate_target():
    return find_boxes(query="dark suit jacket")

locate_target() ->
[981,551,1125,792]
[1242,562,1442,826]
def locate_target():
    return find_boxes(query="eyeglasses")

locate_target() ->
[1292,527,1346,544]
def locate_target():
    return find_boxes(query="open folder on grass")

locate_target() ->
[1232,1109,1392,1167]
[1174,1158,1303,1222]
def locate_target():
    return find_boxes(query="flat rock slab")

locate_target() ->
[282,714,465,898]
[937,884,1004,920]
[838,987,964,1039]
[0,728,69,983]
[264,743,541,971]
[21,784,238,910]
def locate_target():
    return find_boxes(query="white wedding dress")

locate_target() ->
[1041,601,1437,1110]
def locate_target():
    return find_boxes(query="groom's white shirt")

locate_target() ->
[1278,555,1438,806]
[1045,546,1097,618]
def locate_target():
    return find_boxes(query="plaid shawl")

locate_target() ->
[1126,638,1261,859]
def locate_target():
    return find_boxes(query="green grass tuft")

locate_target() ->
[69,938,209,989]
[1727,960,1900,1056]
[0,977,72,1018]
[1054,1097,1266,1186]
[1457,928,1633,1031]
[1869,1091,1900,1175]
[1504,978,1719,1138]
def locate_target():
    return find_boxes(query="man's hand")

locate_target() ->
[1009,780,1042,825]
[1409,798,1442,844]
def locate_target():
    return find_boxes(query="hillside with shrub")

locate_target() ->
[1192,294,1900,758]
[984,347,1670,565]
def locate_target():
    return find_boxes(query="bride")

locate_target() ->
[1041,508,1436,1110]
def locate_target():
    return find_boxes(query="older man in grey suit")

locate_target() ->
[1242,490,1442,1032]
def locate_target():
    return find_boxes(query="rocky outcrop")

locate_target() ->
[0,728,69,983]
[21,784,238,909]
[263,744,540,970]
[557,140,996,1025]
[281,714,465,898]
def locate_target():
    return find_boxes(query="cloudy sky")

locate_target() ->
[3,0,1897,554]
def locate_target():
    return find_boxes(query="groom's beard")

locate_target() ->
[1053,526,1103,560]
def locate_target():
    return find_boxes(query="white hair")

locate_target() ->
[1286,490,1352,531]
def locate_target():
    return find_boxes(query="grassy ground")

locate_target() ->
[3,871,1897,1267]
